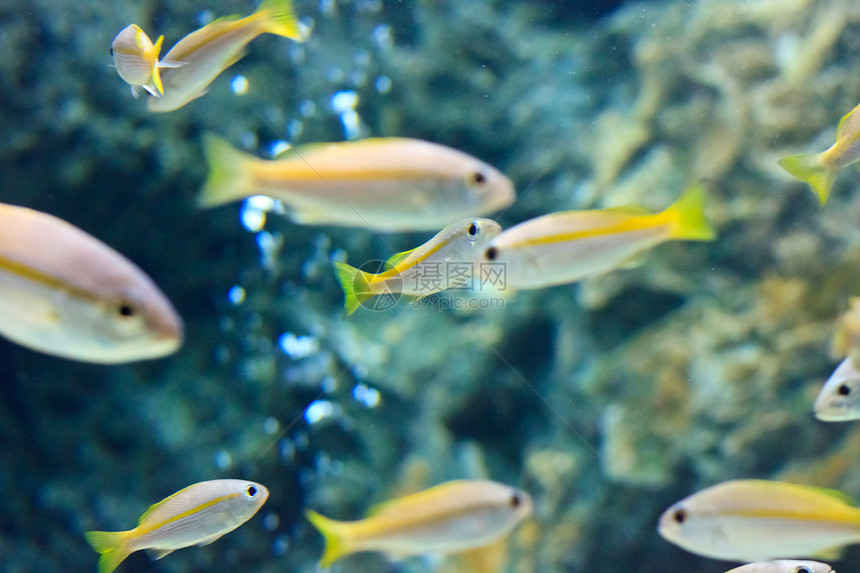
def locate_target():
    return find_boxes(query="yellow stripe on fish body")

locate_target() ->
[198,134,515,231]
[305,479,533,567]
[85,480,269,573]
[658,479,860,562]
[148,0,303,112]
[778,101,860,205]
[480,184,714,290]
[0,202,183,363]
[333,218,502,315]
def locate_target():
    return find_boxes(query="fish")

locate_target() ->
[305,479,533,567]
[831,297,860,365]
[111,24,185,97]
[478,185,715,290]
[147,0,303,112]
[85,479,269,573]
[333,217,502,315]
[724,561,834,573]
[814,357,860,421]
[658,479,860,562]
[198,134,515,231]
[778,101,860,205]
[0,202,183,363]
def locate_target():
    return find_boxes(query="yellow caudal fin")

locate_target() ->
[333,261,374,316]
[197,134,256,208]
[257,0,303,40]
[150,35,165,95]
[305,509,352,568]
[84,530,132,573]
[778,152,835,205]
[663,184,716,241]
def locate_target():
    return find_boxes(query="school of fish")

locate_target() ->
[2,0,856,570]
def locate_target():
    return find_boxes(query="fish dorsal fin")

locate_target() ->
[209,14,243,26]
[385,247,418,270]
[138,485,193,525]
[366,498,400,518]
[602,205,651,215]
[273,141,342,160]
[366,480,469,518]
[837,103,860,139]
[805,485,856,506]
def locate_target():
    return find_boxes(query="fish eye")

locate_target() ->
[485,246,498,261]
[245,485,257,499]
[672,508,687,524]
[471,171,487,185]
[509,493,521,508]
[467,222,478,237]
[793,567,810,573]
[110,47,114,56]
[838,384,852,396]
[117,301,138,319]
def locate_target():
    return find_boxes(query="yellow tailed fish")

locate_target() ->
[779,101,860,205]
[148,0,303,112]
[814,357,860,421]
[479,185,715,290]
[198,134,515,230]
[725,561,834,573]
[85,479,268,573]
[658,479,860,562]
[305,479,532,567]
[333,217,501,315]
[0,202,182,363]
[111,24,185,97]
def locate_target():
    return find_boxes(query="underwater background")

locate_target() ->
[3,0,860,571]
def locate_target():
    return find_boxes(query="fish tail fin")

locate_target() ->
[778,152,835,205]
[197,134,256,208]
[84,530,132,573]
[150,35,165,95]
[333,261,374,316]
[305,509,352,568]
[257,0,303,40]
[663,184,716,241]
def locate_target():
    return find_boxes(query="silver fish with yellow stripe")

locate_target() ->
[480,185,715,290]
[148,0,303,112]
[111,24,185,98]
[0,202,182,363]
[659,479,860,562]
[85,479,269,573]
[198,135,515,231]
[725,561,834,573]
[333,217,502,315]
[305,479,532,567]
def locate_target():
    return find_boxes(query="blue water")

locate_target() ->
[0,0,857,571]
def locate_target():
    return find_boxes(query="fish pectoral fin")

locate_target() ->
[157,59,187,69]
[145,548,175,560]
[617,252,646,270]
[130,85,140,98]
[195,531,228,547]
[141,84,162,98]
